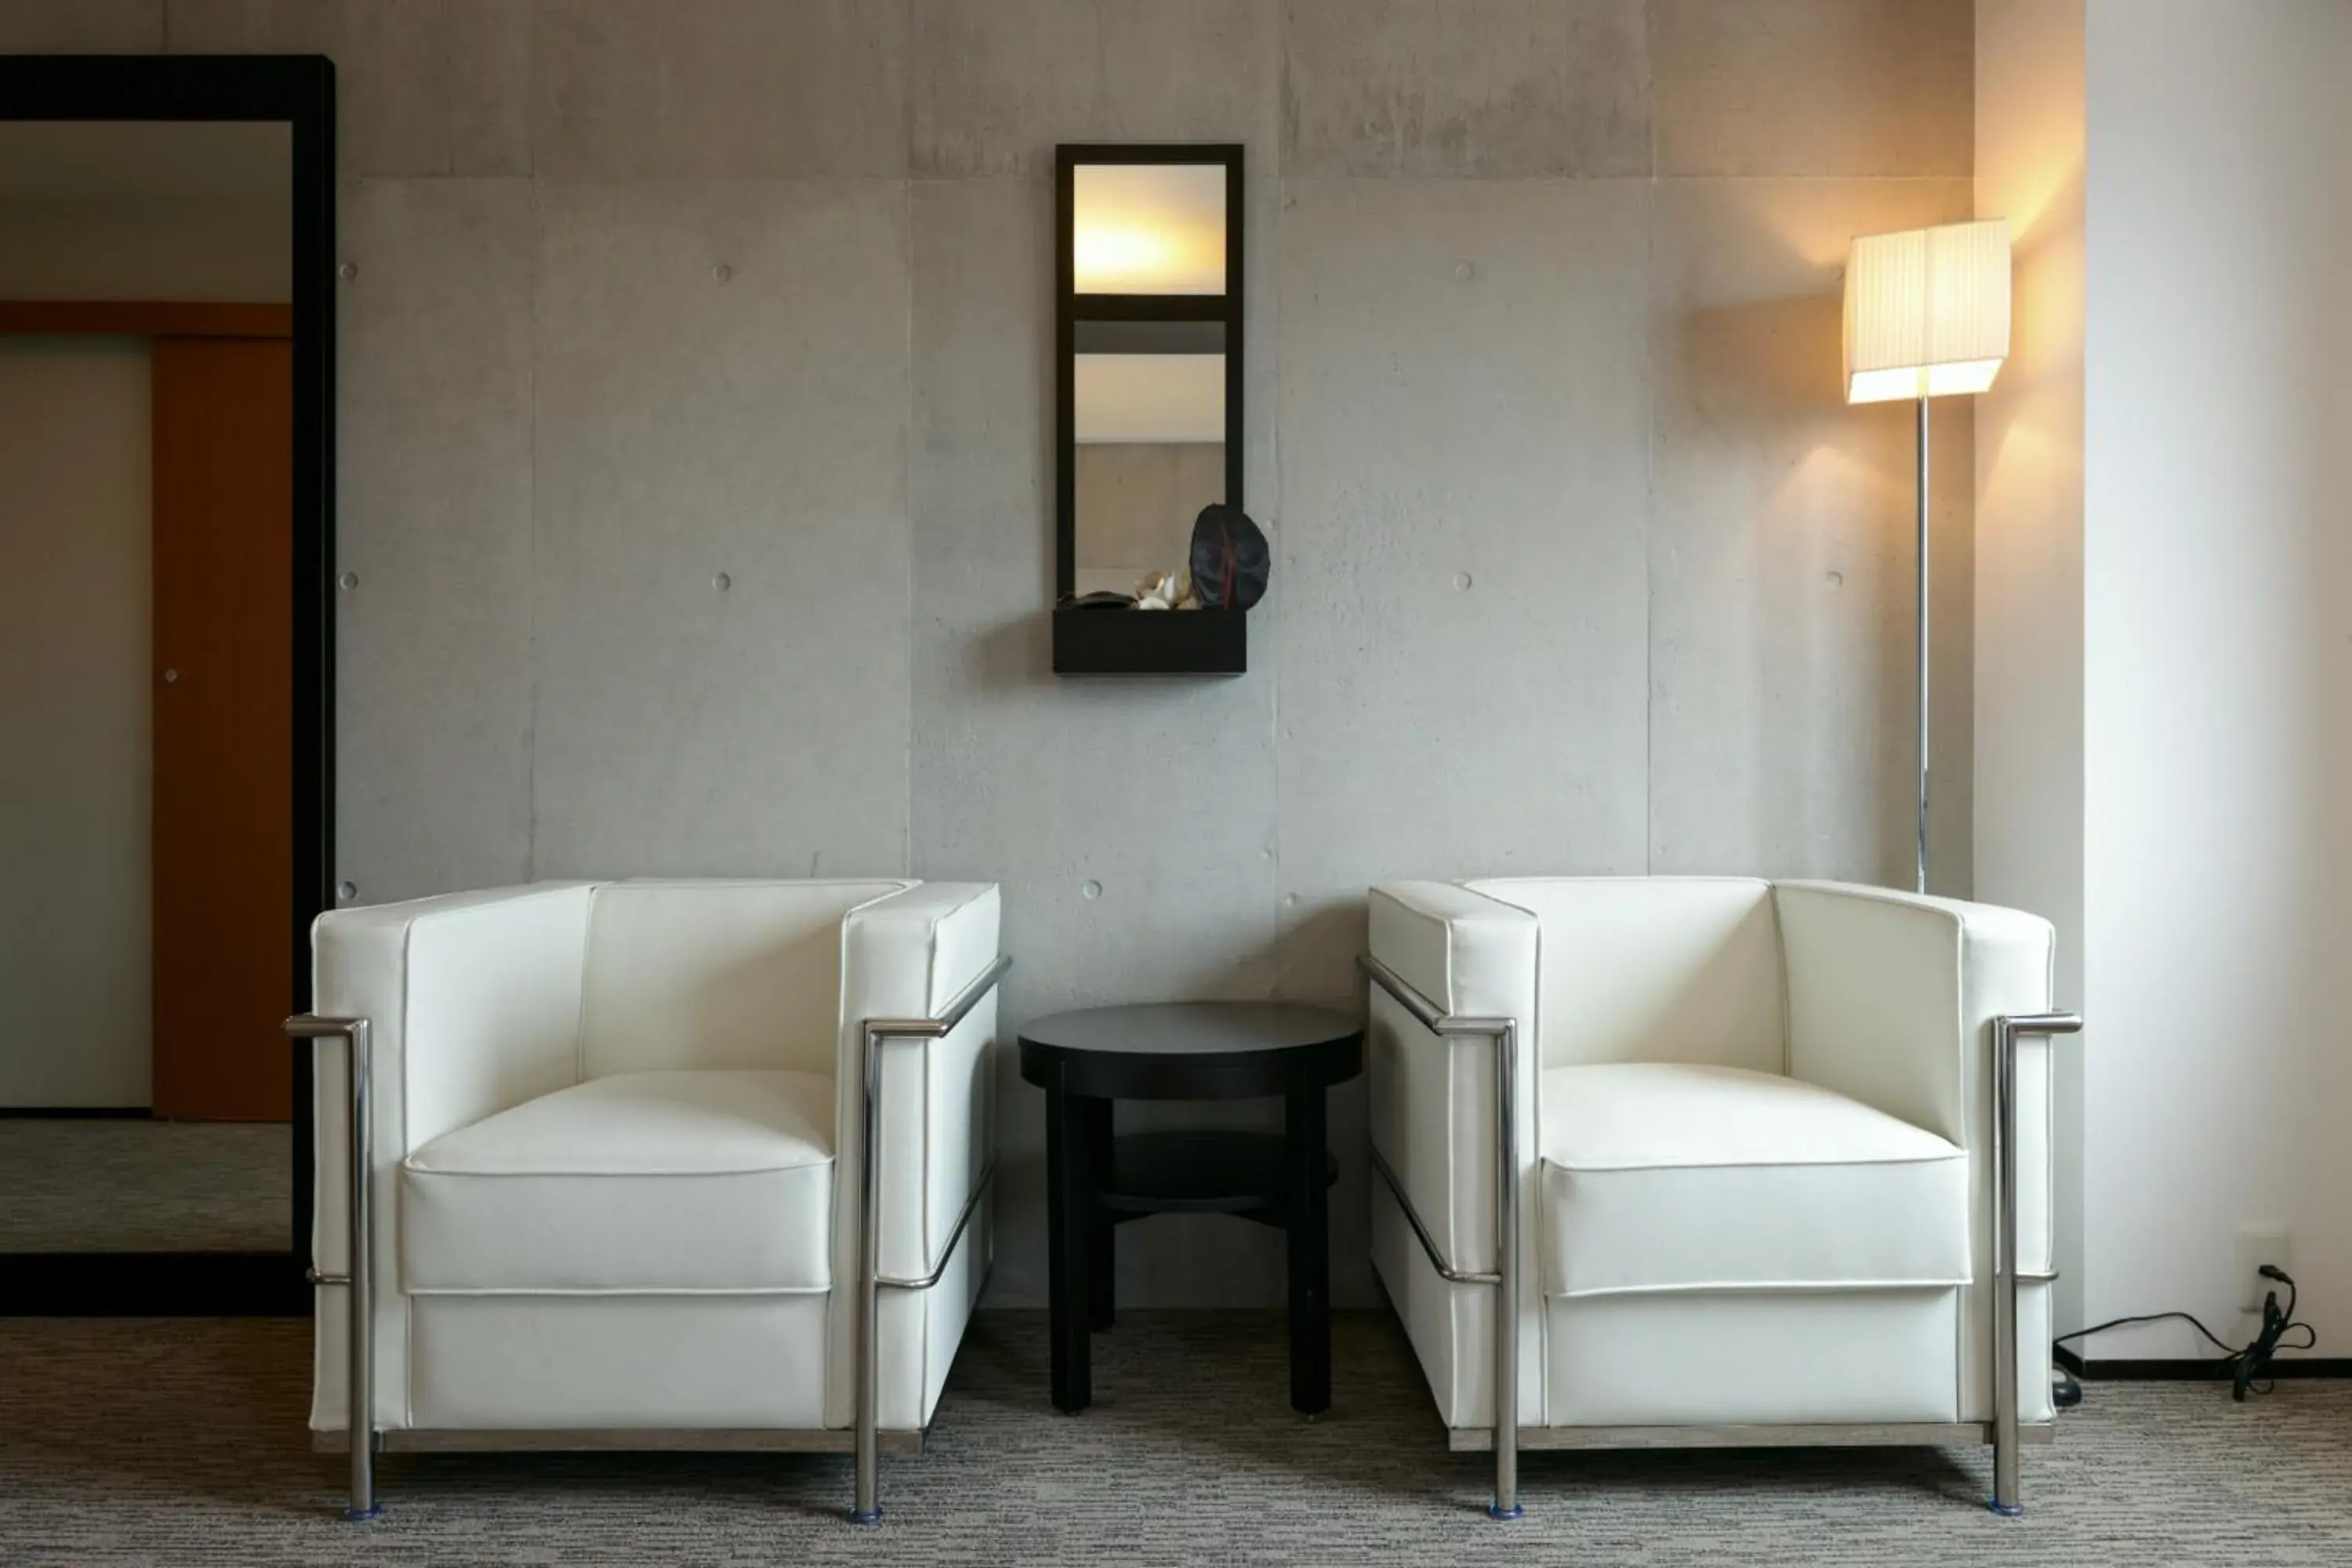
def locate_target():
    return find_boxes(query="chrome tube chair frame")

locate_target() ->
[287,952,1010,1526]
[1356,952,2081,1519]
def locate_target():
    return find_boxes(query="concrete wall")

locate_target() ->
[5,1,1976,1305]
[1974,0,2086,1338]
[2076,0,2352,1359]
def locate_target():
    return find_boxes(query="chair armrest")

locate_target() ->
[1776,880,2054,1147]
[304,883,595,1282]
[840,883,1005,1287]
[1366,882,1544,1440]
[846,882,1004,1018]
[1365,882,1538,1279]
[1369,880,1539,1022]
[1776,880,2071,1428]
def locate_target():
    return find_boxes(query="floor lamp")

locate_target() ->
[1842,219,2012,894]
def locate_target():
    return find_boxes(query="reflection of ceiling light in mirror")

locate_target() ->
[1073,164,1225,294]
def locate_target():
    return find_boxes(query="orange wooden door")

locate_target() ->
[150,336,293,1121]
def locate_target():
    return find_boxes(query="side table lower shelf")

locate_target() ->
[1096,1130,1341,1222]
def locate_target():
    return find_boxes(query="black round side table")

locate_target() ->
[1016,1002,1364,1417]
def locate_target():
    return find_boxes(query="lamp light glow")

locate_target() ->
[1843,219,2012,405]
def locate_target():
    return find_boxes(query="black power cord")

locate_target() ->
[2052,1266,2318,1399]
[2234,1267,2317,1399]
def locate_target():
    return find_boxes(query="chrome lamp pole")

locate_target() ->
[1842,218,2012,895]
[1915,394,1930,895]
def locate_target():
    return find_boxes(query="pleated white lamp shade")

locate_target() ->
[1843,219,2012,405]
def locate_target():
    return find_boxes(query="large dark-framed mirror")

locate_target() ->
[0,54,336,1316]
[1053,143,1247,675]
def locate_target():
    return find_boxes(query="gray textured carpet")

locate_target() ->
[2,1310,2348,1566]
[0,1119,289,1251]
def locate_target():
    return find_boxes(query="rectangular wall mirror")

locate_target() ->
[1054,145,1245,675]
[0,55,336,1316]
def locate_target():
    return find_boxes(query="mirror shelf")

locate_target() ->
[1054,143,1247,677]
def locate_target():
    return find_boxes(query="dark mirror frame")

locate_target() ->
[1054,142,1247,676]
[0,54,336,1316]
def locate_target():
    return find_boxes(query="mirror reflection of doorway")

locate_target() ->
[0,118,299,1265]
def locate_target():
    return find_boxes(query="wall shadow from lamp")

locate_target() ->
[1669,287,1975,887]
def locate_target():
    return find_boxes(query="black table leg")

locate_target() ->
[1046,1083,1094,1413]
[1086,1098,1116,1331]
[1285,1083,1331,1414]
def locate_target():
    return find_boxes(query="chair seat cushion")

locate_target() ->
[401,1069,835,1294]
[1540,1062,1969,1298]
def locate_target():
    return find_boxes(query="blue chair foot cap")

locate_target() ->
[1986,1498,2025,1518]
[848,1506,884,1527]
[340,1505,382,1523]
[1486,1503,1526,1522]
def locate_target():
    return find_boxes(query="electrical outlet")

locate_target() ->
[2236,1223,2291,1312]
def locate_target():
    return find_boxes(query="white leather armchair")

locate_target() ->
[1362,877,2080,1519]
[287,878,1005,1525]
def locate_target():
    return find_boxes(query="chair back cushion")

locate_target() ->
[1465,877,1786,1072]
[579,880,908,1077]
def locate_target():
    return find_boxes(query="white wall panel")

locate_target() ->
[0,340,152,1106]
[2079,0,2352,1360]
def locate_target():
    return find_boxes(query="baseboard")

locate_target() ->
[0,1105,151,1119]
[0,1251,308,1316]
[2057,1345,2352,1381]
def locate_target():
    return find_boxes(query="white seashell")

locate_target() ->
[1134,569,1178,610]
